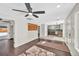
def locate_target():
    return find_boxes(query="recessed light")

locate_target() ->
[57,5,61,8]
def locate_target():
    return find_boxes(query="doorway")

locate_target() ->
[0,20,15,40]
[38,26,40,38]
[48,24,63,37]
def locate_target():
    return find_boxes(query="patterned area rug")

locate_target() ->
[19,45,56,56]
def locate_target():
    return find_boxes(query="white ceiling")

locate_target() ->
[0,3,75,24]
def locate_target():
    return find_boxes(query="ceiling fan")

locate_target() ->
[12,3,45,18]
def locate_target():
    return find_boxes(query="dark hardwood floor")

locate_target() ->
[36,40,71,56]
[0,39,15,56]
[0,38,71,56]
[0,39,40,56]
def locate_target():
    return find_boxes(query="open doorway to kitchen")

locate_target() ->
[48,23,63,37]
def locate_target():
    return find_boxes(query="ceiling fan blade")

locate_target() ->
[25,3,32,12]
[25,14,29,17]
[33,14,39,18]
[33,11,45,14]
[12,9,27,13]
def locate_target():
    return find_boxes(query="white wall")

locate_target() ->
[13,17,39,47]
[40,24,48,37]
[27,31,38,41]
[64,4,79,55]
[74,12,79,52]
[40,24,45,37]
[14,18,28,47]
[45,24,48,36]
